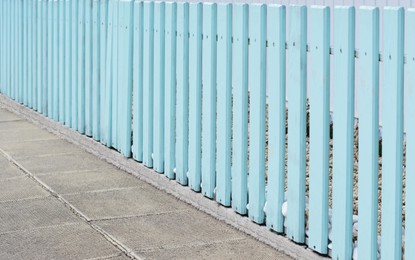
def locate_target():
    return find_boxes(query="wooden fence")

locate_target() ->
[0,1,413,259]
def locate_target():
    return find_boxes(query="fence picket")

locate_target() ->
[27,0,32,108]
[18,0,23,104]
[77,0,86,133]
[53,0,59,121]
[357,7,379,260]
[405,9,415,260]
[85,0,92,135]
[381,7,404,260]
[65,0,72,126]
[308,6,330,253]
[287,5,307,240]
[133,1,143,161]
[248,3,266,224]
[164,2,177,179]
[92,0,99,139]
[111,0,119,149]
[175,2,189,185]
[216,3,232,206]
[47,0,53,117]
[153,1,165,172]
[99,0,108,141]
[59,0,65,124]
[332,6,355,260]
[231,3,248,215]
[71,0,79,129]
[266,4,286,233]
[201,3,217,198]
[143,1,154,167]
[188,2,202,191]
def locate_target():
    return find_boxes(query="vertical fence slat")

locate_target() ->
[64,0,71,126]
[381,7,404,260]
[85,0,92,135]
[71,0,79,129]
[143,1,154,167]
[92,0,100,139]
[27,0,32,108]
[332,6,355,260]
[47,0,53,117]
[78,0,85,133]
[405,9,415,260]
[118,0,133,157]
[308,6,330,254]
[103,0,113,146]
[188,2,202,190]
[18,0,23,104]
[33,0,38,110]
[111,0,119,148]
[0,0,2,93]
[175,2,189,185]
[7,0,11,97]
[231,3,248,215]
[216,3,232,206]
[201,3,217,198]
[357,7,379,260]
[164,2,176,179]
[132,1,143,161]
[153,1,165,172]
[248,3,266,224]
[59,0,65,123]
[286,5,306,240]
[37,0,42,111]
[266,4,286,233]
[405,9,415,259]
[42,0,48,114]
[99,0,108,142]
[53,0,59,120]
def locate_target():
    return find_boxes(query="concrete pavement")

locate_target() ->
[0,108,293,260]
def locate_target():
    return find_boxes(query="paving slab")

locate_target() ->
[94,210,246,252]
[64,186,189,220]
[141,238,293,260]
[0,109,21,122]
[0,222,122,260]
[0,126,58,143]
[38,168,144,195]
[0,156,23,180]
[0,176,49,202]
[0,139,84,159]
[0,120,40,131]
[17,152,113,176]
[0,197,81,233]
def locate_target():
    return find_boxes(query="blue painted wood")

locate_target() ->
[216,3,232,206]
[132,1,143,161]
[405,9,415,260]
[118,0,133,157]
[188,2,202,191]
[65,0,72,127]
[164,2,177,179]
[26,0,31,108]
[332,6,355,260]
[143,1,154,167]
[381,7,404,260]
[102,0,114,146]
[47,0,53,117]
[201,3,217,199]
[308,6,330,254]
[175,2,189,185]
[18,0,23,104]
[111,0,119,149]
[84,0,92,136]
[248,3,266,224]
[52,0,59,121]
[287,5,307,242]
[71,0,79,130]
[0,0,3,93]
[42,0,48,114]
[59,0,65,124]
[99,0,108,142]
[266,4,286,233]
[92,0,100,140]
[231,3,248,215]
[357,7,379,260]
[153,1,165,172]
[78,0,86,133]
[32,0,38,110]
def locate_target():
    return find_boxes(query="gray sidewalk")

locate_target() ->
[0,108,293,260]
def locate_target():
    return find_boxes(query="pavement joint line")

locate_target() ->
[0,222,80,236]
[84,253,126,260]
[0,195,52,204]
[0,94,326,260]
[89,209,194,223]
[14,151,83,159]
[0,147,143,260]
[60,186,143,196]
[0,119,23,123]
[32,168,113,177]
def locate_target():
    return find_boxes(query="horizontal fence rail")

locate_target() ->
[0,1,414,259]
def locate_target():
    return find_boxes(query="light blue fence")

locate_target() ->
[0,1,413,259]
